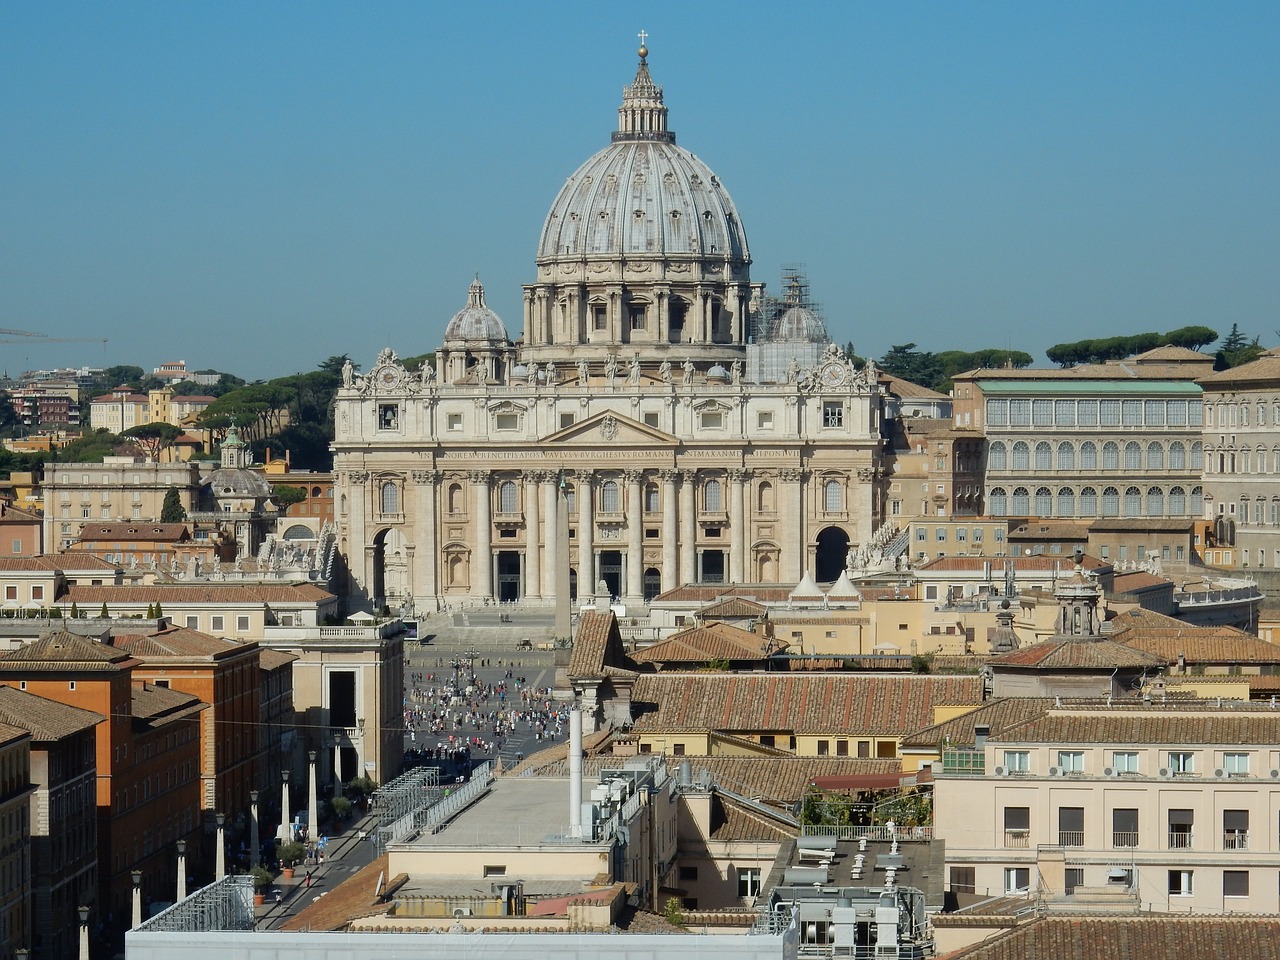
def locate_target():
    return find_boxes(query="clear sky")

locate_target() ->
[2,1,1277,381]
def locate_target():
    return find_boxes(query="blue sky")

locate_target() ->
[2,2,1277,380]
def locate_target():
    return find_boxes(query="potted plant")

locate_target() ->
[332,796,352,821]
[250,865,274,906]
[278,841,305,879]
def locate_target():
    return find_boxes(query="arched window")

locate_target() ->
[1057,487,1075,517]
[989,487,1008,516]
[1123,442,1141,471]
[1011,442,1030,471]
[1191,485,1203,514]
[1102,486,1120,517]
[380,481,399,515]
[644,483,660,513]
[600,480,620,513]
[1034,442,1052,470]
[1169,441,1186,469]
[1011,487,1030,515]
[1241,403,1250,426]
[1190,442,1203,470]
[1168,486,1186,515]
[1147,442,1164,469]
[704,478,723,513]
[757,481,775,513]
[498,480,518,514]
[564,484,576,512]
[1080,442,1098,470]
[1256,498,1267,524]
[1079,487,1098,516]
[1124,486,1142,517]
[1272,499,1280,526]
[1034,487,1052,515]
[1146,486,1164,516]
[447,483,463,514]
[824,479,843,513]
[988,442,1007,471]
[1102,442,1119,470]
[1057,442,1075,471]
[1240,448,1252,473]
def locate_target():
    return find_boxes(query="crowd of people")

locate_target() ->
[402,657,570,765]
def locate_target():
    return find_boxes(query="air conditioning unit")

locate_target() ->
[1270,769,1280,779]
[453,907,473,917]
[1102,767,1116,778]
[993,766,1006,777]
[1158,768,1172,779]
[1214,768,1226,779]
[1047,766,1059,777]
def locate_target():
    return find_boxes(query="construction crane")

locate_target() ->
[0,327,108,346]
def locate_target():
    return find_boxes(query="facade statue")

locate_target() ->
[342,358,354,387]
[627,356,642,384]
[682,358,695,385]
[659,358,672,383]
[786,356,800,384]
[604,354,619,386]
[731,359,742,385]
[577,358,589,385]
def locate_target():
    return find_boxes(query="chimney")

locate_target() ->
[568,708,583,839]
[974,724,990,749]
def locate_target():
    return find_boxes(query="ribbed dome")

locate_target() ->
[444,278,508,342]
[536,47,749,265]
[204,468,272,498]
[769,305,828,343]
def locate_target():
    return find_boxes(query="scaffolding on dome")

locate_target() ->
[134,875,255,933]
[747,264,831,383]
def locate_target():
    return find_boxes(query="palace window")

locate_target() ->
[380,482,400,514]
[704,479,723,513]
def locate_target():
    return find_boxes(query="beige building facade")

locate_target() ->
[331,46,887,613]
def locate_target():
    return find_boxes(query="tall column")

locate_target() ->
[625,471,644,601]
[347,471,370,603]
[412,470,440,608]
[543,475,559,600]
[278,769,291,841]
[679,470,697,586]
[779,469,804,582]
[307,750,319,842]
[78,907,90,960]
[249,790,260,869]
[525,472,541,600]
[470,471,492,600]
[131,871,142,929]
[729,469,749,585]
[576,470,594,595]
[660,470,679,592]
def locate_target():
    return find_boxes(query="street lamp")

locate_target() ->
[78,906,90,960]
[307,750,318,841]
[215,812,226,879]
[131,870,142,928]
[279,769,291,842]
[249,790,260,868]
[176,839,187,900]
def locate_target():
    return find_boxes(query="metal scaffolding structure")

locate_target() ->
[135,875,255,933]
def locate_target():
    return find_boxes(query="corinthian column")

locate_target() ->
[524,472,541,600]
[411,470,440,608]
[543,474,559,599]
[679,470,697,585]
[661,469,679,593]
[576,470,594,596]
[625,470,644,602]
[470,471,492,600]
[779,469,805,582]
[729,468,749,585]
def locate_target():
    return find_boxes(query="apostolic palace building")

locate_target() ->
[331,44,888,613]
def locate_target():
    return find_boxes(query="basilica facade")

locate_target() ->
[332,45,887,613]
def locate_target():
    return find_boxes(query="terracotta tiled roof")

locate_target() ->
[629,674,983,736]
[259,649,298,671]
[1109,571,1171,592]
[0,555,118,572]
[899,698,1054,749]
[1198,351,1280,387]
[988,638,1166,670]
[1110,608,1280,664]
[131,682,205,725]
[916,554,1108,573]
[0,632,139,672]
[699,597,767,619]
[0,686,103,740]
[632,622,781,665]
[944,914,1280,959]
[708,795,796,842]
[113,625,253,659]
[1135,345,1216,363]
[568,611,636,679]
[75,523,191,542]
[0,506,40,524]
[993,708,1280,746]
[281,854,391,931]
[652,585,793,603]
[880,372,950,401]
[60,583,334,604]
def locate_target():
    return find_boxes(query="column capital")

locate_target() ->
[658,469,681,484]
[529,469,556,484]
[622,470,644,484]
[728,468,753,483]
[348,470,369,485]
[411,469,441,485]
[572,468,595,485]
[778,468,808,483]
[467,470,491,486]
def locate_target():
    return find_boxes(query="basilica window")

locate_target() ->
[704,479,723,513]
[495,413,519,431]
[600,480,621,513]
[757,481,775,513]
[644,483,660,513]
[378,403,399,430]
[824,480,843,513]
[629,302,647,330]
[823,402,844,428]
[701,409,724,429]
[447,413,463,431]
[380,482,400,515]
[447,484,464,514]
[498,481,518,514]
[592,303,608,330]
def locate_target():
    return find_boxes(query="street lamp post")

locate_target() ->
[215,813,226,879]
[279,769,291,842]
[131,870,142,928]
[249,790,260,868]
[78,906,90,960]
[176,839,187,901]
[307,750,318,842]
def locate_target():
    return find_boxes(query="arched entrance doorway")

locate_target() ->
[815,526,850,583]
[371,528,409,610]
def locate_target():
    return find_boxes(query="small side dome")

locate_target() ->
[512,363,529,379]
[707,364,729,381]
[444,277,508,342]
[769,305,828,343]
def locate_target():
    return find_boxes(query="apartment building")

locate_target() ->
[43,458,202,549]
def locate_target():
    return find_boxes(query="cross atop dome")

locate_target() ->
[637,29,648,58]
[617,33,672,143]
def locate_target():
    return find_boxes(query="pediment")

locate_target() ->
[542,410,677,446]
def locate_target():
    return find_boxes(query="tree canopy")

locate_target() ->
[1046,326,1220,367]
[160,487,187,523]
[122,422,183,461]
[877,344,1032,394]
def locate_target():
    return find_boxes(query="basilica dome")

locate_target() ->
[768,304,828,343]
[444,277,508,342]
[536,48,750,265]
